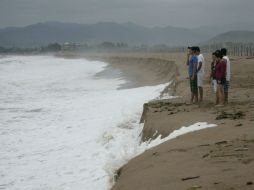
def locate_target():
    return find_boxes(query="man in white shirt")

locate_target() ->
[196,47,205,102]
[221,48,230,103]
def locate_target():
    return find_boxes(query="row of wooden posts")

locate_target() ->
[201,43,254,56]
[167,43,254,57]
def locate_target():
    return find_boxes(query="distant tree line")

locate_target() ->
[0,41,192,54]
[40,43,61,52]
[0,43,62,54]
[0,46,39,54]
[1,41,254,56]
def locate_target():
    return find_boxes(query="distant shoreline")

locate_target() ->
[57,52,178,90]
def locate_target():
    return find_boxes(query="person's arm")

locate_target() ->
[210,62,213,78]
[222,61,227,79]
[197,61,202,72]
[186,54,190,66]
[209,62,213,81]
[191,59,197,80]
[217,62,223,84]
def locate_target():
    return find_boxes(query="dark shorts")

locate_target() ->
[217,78,226,85]
[224,81,230,92]
[190,77,198,93]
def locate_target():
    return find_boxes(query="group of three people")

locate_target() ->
[187,46,230,106]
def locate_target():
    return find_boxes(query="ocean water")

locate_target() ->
[0,55,216,190]
[0,55,170,190]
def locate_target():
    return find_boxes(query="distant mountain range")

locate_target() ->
[0,21,254,47]
[205,31,254,44]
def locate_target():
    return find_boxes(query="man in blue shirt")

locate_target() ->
[188,46,198,103]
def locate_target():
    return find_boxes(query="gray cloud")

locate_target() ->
[0,0,254,29]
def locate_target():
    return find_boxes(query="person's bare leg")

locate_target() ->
[216,94,219,104]
[195,92,198,103]
[191,93,194,103]
[216,89,219,105]
[221,88,225,105]
[216,96,219,105]
[224,92,228,104]
[218,85,224,105]
[199,87,203,102]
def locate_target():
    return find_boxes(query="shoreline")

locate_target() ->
[56,52,179,90]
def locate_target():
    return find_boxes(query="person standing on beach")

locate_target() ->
[188,47,198,103]
[214,50,226,106]
[186,46,192,66]
[196,47,205,102]
[221,48,231,104]
[210,52,218,103]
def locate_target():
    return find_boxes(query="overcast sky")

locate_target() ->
[0,0,254,29]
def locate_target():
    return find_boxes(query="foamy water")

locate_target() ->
[0,55,169,190]
[0,55,216,190]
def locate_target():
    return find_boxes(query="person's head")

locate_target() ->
[191,46,197,55]
[221,48,227,56]
[187,46,192,54]
[214,50,223,61]
[212,52,216,61]
[196,46,200,54]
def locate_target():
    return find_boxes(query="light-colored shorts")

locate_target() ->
[212,79,217,93]
[197,73,204,87]
[224,81,230,93]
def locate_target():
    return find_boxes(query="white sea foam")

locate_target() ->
[139,122,217,151]
[0,55,216,190]
[0,55,167,190]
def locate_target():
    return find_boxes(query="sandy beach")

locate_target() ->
[59,52,254,189]
[107,53,254,190]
